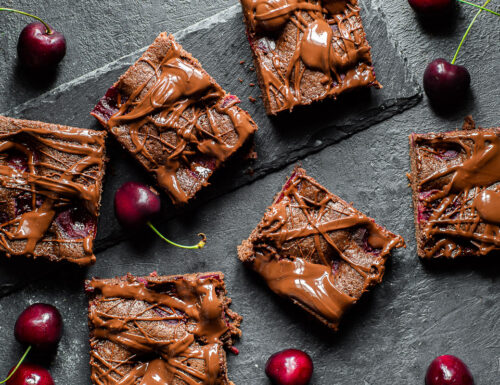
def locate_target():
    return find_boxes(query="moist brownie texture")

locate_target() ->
[240,0,380,115]
[409,116,500,259]
[0,115,106,265]
[238,167,404,330]
[91,33,257,206]
[86,272,242,385]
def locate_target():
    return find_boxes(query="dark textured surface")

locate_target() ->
[0,0,498,384]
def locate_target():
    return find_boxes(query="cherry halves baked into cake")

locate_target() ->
[409,116,500,259]
[238,167,404,330]
[0,115,106,265]
[86,272,242,385]
[240,0,380,115]
[91,33,257,206]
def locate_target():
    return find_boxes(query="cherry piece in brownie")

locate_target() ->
[240,0,381,115]
[91,33,257,206]
[0,115,106,265]
[409,116,500,259]
[238,167,404,330]
[86,272,242,385]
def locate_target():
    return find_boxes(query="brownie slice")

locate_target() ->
[240,0,380,115]
[238,167,404,330]
[86,272,242,385]
[0,115,106,265]
[91,33,258,206]
[409,116,500,259]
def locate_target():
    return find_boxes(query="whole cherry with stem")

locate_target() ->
[114,181,206,249]
[265,349,314,385]
[0,8,66,70]
[423,0,497,106]
[425,355,474,385]
[0,304,62,384]
[409,0,500,15]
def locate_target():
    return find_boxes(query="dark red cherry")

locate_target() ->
[423,59,470,106]
[6,363,54,385]
[17,22,66,70]
[408,0,453,14]
[265,349,313,385]
[114,182,161,228]
[426,355,474,385]
[14,303,63,350]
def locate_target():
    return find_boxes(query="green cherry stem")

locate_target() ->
[451,0,491,64]
[0,8,52,34]
[457,0,500,16]
[147,222,206,249]
[0,345,32,384]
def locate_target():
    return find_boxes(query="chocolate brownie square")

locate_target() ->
[409,116,500,259]
[240,0,381,115]
[86,272,242,385]
[0,115,106,265]
[238,167,404,330]
[91,33,257,206]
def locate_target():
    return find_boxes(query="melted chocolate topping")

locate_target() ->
[242,168,404,329]
[0,116,105,265]
[100,36,256,205]
[412,118,500,258]
[88,274,240,385]
[241,0,379,113]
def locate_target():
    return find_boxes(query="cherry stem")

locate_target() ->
[458,0,500,16]
[0,8,52,34]
[452,0,491,64]
[0,345,32,384]
[147,222,206,249]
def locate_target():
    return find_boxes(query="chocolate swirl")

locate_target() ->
[411,117,500,258]
[239,168,404,329]
[87,273,242,385]
[0,116,106,265]
[241,0,380,113]
[93,34,257,206]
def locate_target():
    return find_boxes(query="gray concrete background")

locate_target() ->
[0,0,499,384]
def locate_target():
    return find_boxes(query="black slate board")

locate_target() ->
[2,1,420,263]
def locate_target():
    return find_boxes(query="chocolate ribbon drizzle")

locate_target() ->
[0,117,105,265]
[247,169,404,329]
[413,119,500,258]
[241,0,379,112]
[106,38,256,205]
[88,275,239,385]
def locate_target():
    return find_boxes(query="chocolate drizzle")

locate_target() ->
[93,34,257,205]
[0,116,105,265]
[87,273,241,385]
[240,0,380,114]
[239,168,404,329]
[411,117,500,258]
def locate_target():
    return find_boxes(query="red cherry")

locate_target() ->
[265,349,313,385]
[425,355,474,385]
[17,22,66,70]
[408,0,454,14]
[114,182,161,228]
[423,58,470,106]
[5,363,54,385]
[14,304,63,350]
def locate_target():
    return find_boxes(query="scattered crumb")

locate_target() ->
[238,78,243,83]
[249,66,255,71]
[248,96,257,103]
[249,83,255,87]
[246,167,255,176]
[239,60,245,64]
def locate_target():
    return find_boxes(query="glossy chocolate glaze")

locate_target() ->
[410,117,500,258]
[0,116,105,265]
[87,273,241,385]
[239,168,404,329]
[93,34,257,206]
[240,0,380,114]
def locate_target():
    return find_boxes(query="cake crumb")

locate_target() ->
[248,96,257,103]
[238,78,243,83]
[249,83,255,87]
[239,60,245,65]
